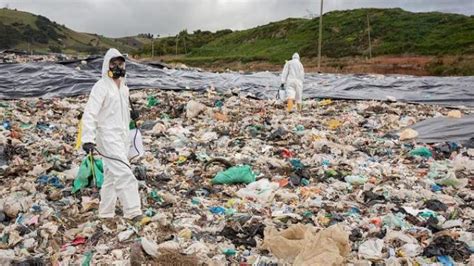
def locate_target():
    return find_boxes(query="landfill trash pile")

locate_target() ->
[0,89,473,265]
[0,52,67,64]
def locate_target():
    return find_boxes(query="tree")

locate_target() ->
[179,29,189,54]
[49,45,62,53]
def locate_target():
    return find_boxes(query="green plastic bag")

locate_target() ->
[212,165,256,185]
[409,147,432,158]
[81,251,93,266]
[290,159,304,170]
[72,155,104,193]
[147,95,159,107]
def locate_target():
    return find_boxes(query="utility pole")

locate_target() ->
[29,37,33,55]
[317,0,323,72]
[155,34,160,56]
[183,35,187,54]
[175,34,179,56]
[151,34,154,58]
[367,13,372,59]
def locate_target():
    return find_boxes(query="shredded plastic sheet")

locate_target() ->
[1,57,474,107]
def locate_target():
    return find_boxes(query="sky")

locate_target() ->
[1,0,473,37]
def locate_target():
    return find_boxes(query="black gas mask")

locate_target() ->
[108,57,126,79]
[108,65,126,79]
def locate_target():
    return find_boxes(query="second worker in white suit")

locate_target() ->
[281,52,305,112]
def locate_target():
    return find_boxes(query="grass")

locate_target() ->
[0,7,140,54]
[1,7,473,76]
[0,8,37,28]
[136,8,474,66]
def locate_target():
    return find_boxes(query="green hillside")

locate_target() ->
[137,8,474,64]
[0,8,144,54]
[1,7,473,74]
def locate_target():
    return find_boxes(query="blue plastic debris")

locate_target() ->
[31,205,42,213]
[437,255,454,266]
[48,176,65,189]
[36,175,64,189]
[36,175,49,185]
[209,206,226,215]
[36,122,56,131]
[290,159,304,170]
[2,121,11,130]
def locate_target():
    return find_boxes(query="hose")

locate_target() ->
[85,97,142,170]
[129,121,140,161]
[93,148,131,169]
[129,96,142,161]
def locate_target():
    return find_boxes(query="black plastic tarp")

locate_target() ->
[410,115,474,145]
[1,57,474,107]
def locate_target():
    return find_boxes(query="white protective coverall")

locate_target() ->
[281,53,305,103]
[81,48,142,219]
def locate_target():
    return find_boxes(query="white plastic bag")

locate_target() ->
[141,237,159,258]
[278,88,287,101]
[236,178,279,203]
[128,128,144,159]
[186,100,206,118]
[358,239,384,260]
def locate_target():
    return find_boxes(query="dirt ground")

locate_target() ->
[142,55,474,76]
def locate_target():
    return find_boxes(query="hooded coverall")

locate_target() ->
[81,48,142,219]
[281,53,305,106]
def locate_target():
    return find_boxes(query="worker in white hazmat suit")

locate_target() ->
[81,48,143,220]
[280,52,305,112]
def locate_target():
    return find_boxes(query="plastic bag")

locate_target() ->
[128,128,145,159]
[212,165,256,185]
[383,213,408,229]
[358,239,384,260]
[236,178,279,203]
[141,237,159,258]
[344,175,368,185]
[147,95,159,107]
[434,171,468,189]
[327,119,342,130]
[261,224,350,265]
[276,87,287,101]
[409,147,432,158]
[72,155,104,193]
[186,100,206,118]
[423,235,471,262]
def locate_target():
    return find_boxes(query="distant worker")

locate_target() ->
[81,48,143,222]
[280,52,305,112]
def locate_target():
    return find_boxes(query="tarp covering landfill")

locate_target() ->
[409,115,474,145]
[1,84,474,263]
[1,57,474,107]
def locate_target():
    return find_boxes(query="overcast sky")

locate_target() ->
[2,0,473,37]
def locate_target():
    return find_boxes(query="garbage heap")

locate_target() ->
[0,89,473,265]
[0,53,65,64]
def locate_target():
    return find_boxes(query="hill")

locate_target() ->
[136,8,474,74]
[1,7,473,75]
[0,8,145,54]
